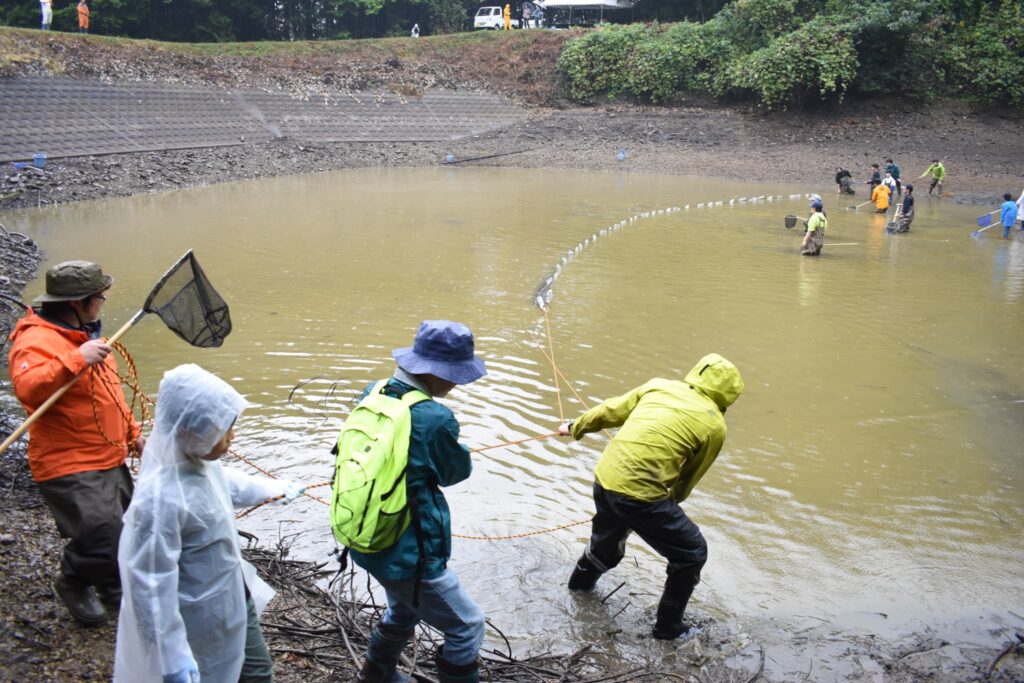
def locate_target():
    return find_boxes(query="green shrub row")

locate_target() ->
[557,0,1024,109]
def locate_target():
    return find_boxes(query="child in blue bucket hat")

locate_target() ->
[352,320,486,683]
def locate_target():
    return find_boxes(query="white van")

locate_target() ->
[474,6,519,29]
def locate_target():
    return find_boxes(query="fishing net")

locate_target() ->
[143,251,231,348]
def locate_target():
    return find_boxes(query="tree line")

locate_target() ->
[2,0,1020,109]
[2,0,733,41]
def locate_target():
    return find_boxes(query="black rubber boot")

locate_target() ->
[567,554,603,591]
[54,574,106,626]
[651,582,698,640]
[96,579,122,607]
[357,625,414,683]
[436,647,480,683]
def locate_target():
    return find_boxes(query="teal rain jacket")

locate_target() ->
[570,354,744,503]
[349,378,471,581]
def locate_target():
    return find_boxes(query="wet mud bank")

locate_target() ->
[2,102,1024,214]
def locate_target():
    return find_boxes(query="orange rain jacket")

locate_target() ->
[78,1,89,29]
[8,309,140,482]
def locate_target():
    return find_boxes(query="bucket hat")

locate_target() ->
[33,260,113,303]
[392,320,486,385]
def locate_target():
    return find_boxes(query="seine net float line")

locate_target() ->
[533,193,812,309]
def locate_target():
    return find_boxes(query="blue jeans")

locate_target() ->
[376,569,484,667]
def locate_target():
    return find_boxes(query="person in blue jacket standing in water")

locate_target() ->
[1001,193,1018,238]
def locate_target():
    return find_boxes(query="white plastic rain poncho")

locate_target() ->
[114,364,295,683]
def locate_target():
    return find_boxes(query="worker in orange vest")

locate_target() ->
[503,3,511,30]
[77,0,89,33]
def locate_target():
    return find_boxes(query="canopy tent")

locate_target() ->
[535,0,633,7]
[532,0,634,25]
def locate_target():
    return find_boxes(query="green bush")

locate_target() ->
[951,1,1024,105]
[715,0,799,48]
[728,19,859,108]
[555,0,1023,109]
[557,24,654,101]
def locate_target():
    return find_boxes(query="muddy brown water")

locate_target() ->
[7,168,1023,674]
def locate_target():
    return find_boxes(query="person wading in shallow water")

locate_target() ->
[920,159,945,196]
[889,183,915,233]
[801,199,827,255]
[558,354,744,640]
[8,261,144,626]
[835,167,855,195]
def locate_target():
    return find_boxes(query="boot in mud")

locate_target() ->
[651,582,700,640]
[567,554,603,591]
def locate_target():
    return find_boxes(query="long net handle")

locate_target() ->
[0,310,145,456]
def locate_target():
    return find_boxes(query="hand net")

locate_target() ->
[143,251,231,348]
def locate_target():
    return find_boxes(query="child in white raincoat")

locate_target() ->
[114,364,304,683]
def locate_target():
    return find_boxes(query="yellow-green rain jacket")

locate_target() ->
[570,354,744,503]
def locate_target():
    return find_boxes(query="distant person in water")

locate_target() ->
[801,199,827,255]
[889,184,915,233]
[871,180,890,213]
[835,167,855,195]
[920,160,945,196]
[884,158,902,197]
[1001,193,1018,238]
[1017,187,1024,231]
[865,163,881,188]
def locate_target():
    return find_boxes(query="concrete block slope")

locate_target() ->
[0,76,526,162]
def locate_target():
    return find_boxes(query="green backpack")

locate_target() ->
[330,380,430,553]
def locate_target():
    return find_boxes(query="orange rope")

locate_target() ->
[470,431,559,453]
[539,346,592,411]
[87,341,154,473]
[452,517,591,541]
[542,307,565,422]
[227,447,329,506]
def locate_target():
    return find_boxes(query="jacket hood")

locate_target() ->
[9,308,90,343]
[685,353,744,410]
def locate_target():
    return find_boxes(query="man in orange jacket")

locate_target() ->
[77,0,89,33]
[9,261,143,625]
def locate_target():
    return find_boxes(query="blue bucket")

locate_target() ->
[33,152,47,169]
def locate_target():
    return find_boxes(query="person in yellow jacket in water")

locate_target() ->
[503,3,511,29]
[557,353,744,641]
[871,180,890,213]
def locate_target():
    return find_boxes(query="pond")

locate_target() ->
[8,167,1023,669]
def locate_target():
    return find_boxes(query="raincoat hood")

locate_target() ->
[148,363,246,466]
[684,353,744,410]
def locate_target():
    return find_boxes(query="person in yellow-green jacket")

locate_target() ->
[920,159,945,196]
[557,354,744,641]
[801,199,827,255]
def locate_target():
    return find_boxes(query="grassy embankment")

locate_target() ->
[0,25,572,104]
